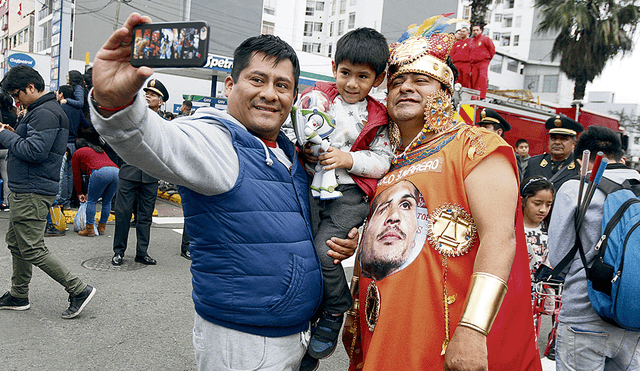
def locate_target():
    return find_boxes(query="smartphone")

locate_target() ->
[131,21,209,68]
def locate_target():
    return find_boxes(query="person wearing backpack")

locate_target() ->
[548,125,640,370]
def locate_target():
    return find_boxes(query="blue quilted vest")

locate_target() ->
[180,116,322,337]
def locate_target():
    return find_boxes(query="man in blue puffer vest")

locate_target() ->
[90,13,358,370]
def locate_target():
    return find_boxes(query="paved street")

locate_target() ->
[0,198,553,370]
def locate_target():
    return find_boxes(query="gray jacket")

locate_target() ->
[548,164,640,324]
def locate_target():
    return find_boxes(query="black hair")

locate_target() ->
[472,24,483,31]
[75,137,104,154]
[1,65,45,92]
[68,70,86,89]
[575,125,623,162]
[182,100,192,109]
[515,138,529,147]
[84,68,93,90]
[335,27,389,77]
[231,34,300,93]
[369,179,420,218]
[164,112,175,120]
[0,92,14,111]
[58,85,74,100]
[521,176,554,201]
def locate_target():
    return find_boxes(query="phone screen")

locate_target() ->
[131,21,209,68]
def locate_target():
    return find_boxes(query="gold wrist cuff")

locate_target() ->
[459,272,508,336]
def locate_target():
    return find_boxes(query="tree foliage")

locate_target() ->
[470,0,492,29]
[535,0,640,100]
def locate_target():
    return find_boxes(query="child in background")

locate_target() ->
[301,27,393,367]
[521,176,555,278]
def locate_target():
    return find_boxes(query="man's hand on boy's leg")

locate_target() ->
[301,142,319,164]
[327,227,359,264]
[319,146,353,171]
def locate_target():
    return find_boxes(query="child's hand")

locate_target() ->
[319,146,353,171]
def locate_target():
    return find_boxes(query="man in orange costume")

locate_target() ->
[350,32,541,371]
[450,27,471,88]
[469,24,495,99]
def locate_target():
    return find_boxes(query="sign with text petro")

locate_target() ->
[203,54,233,72]
[7,53,35,68]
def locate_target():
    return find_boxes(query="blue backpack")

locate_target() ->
[587,177,640,330]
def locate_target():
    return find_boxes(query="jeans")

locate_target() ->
[192,313,309,371]
[86,166,119,225]
[556,320,640,371]
[6,192,85,298]
[308,184,369,314]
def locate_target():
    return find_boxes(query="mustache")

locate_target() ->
[376,226,406,241]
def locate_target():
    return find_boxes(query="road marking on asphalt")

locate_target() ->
[153,217,184,224]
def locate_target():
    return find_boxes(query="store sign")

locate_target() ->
[203,55,233,72]
[7,53,35,67]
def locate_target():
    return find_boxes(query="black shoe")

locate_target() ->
[45,224,66,237]
[135,255,157,265]
[112,253,123,266]
[299,353,319,371]
[61,285,96,319]
[180,250,191,260]
[0,291,30,311]
[307,311,343,359]
[0,203,9,211]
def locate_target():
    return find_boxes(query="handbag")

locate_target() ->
[50,205,67,231]
[342,249,364,368]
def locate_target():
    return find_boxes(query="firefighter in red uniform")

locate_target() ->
[469,24,495,99]
[450,27,471,88]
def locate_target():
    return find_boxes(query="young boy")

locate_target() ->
[302,27,392,365]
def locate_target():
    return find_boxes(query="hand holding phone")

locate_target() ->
[131,21,209,68]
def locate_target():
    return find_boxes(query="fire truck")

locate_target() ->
[454,88,622,156]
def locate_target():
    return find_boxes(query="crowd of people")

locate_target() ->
[0,11,638,371]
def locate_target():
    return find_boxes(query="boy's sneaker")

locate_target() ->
[299,353,319,371]
[0,203,9,211]
[0,291,30,310]
[61,285,96,319]
[45,223,65,237]
[307,311,343,359]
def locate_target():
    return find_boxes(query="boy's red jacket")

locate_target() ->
[301,82,389,199]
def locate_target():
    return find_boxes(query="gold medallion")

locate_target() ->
[365,281,381,332]
[427,204,477,257]
[540,159,548,168]
[568,161,575,170]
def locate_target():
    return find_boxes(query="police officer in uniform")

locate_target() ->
[143,79,169,116]
[524,114,584,191]
[476,108,510,137]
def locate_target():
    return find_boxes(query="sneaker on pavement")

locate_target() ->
[61,285,96,319]
[45,223,65,237]
[307,311,343,359]
[0,291,30,310]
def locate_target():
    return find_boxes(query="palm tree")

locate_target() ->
[535,0,640,100]
[470,0,492,29]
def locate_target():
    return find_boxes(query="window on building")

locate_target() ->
[302,42,312,52]
[262,21,275,35]
[316,1,324,11]
[340,0,347,14]
[502,34,511,46]
[332,0,335,15]
[493,32,500,41]
[495,14,502,22]
[306,1,315,16]
[542,75,559,92]
[328,43,332,57]
[463,5,471,20]
[330,21,334,36]
[263,6,275,15]
[314,22,323,32]
[504,16,512,27]
[507,58,518,72]
[312,43,321,53]
[513,35,519,46]
[506,0,515,8]
[348,12,355,28]
[351,0,356,4]
[338,19,345,35]
[304,21,313,36]
[484,11,492,23]
[490,54,503,73]
[524,75,539,92]
[515,16,522,27]
[18,31,23,45]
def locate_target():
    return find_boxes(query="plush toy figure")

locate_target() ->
[291,91,342,199]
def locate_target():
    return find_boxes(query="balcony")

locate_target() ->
[39,7,52,20]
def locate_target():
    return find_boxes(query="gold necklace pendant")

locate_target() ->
[365,281,381,332]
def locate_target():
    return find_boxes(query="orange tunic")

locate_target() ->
[355,125,542,370]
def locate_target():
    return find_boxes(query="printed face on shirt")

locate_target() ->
[361,180,420,281]
[522,189,554,226]
[225,52,296,141]
[332,60,385,104]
